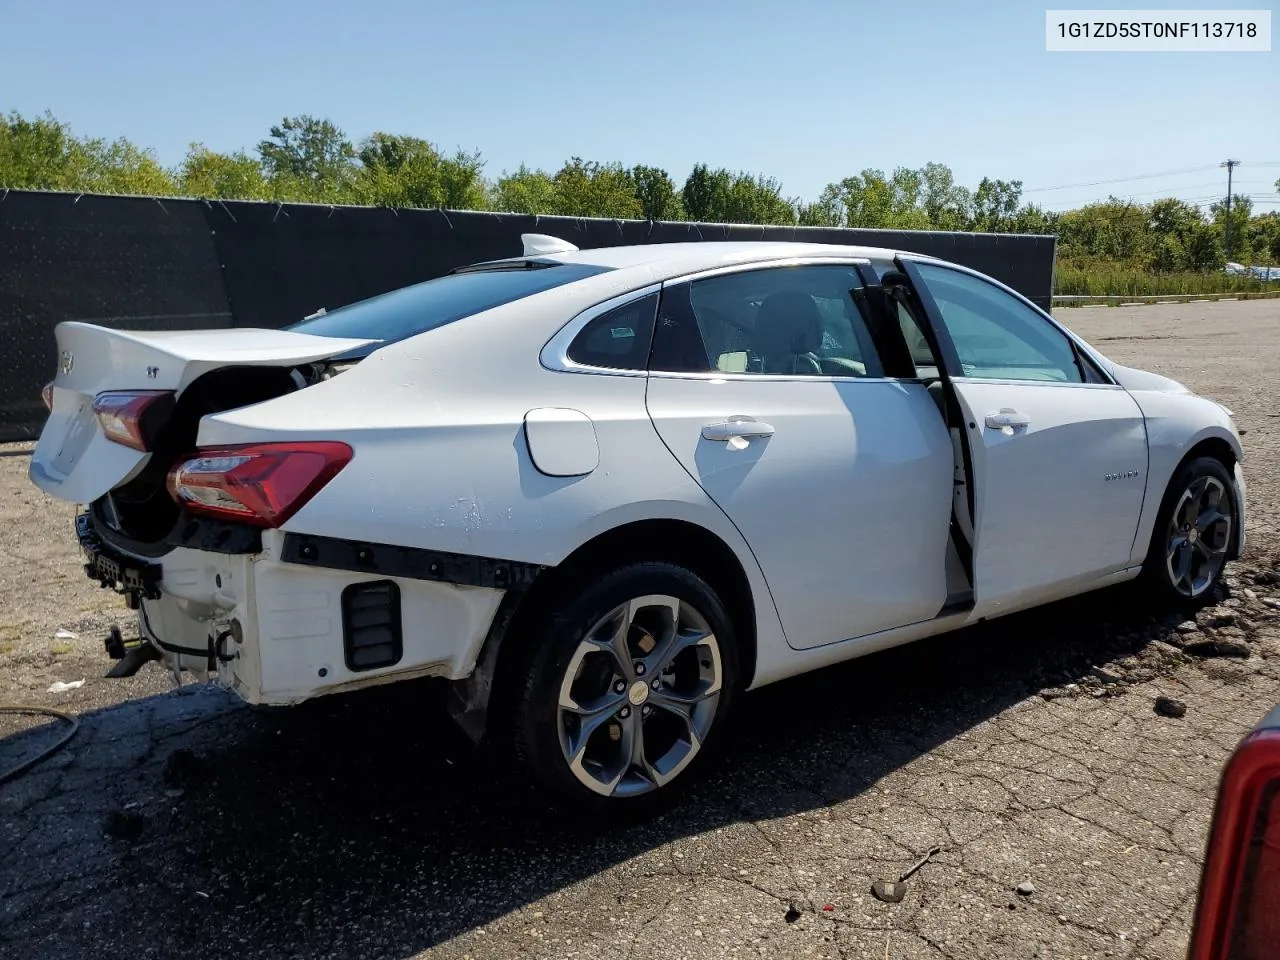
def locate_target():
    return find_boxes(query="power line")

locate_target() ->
[1056,180,1273,202]
[1044,195,1276,215]
[1023,164,1222,193]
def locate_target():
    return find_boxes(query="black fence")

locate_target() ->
[0,190,1057,441]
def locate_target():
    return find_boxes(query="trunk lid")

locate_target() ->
[30,322,377,504]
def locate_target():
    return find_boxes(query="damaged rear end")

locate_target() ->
[31,321,379,685]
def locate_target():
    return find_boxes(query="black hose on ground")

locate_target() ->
[0,705,80,785]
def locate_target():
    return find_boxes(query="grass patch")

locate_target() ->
[50,643,74,656]
[1055,261,1274,297]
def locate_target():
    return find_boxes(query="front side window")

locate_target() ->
[650,264,884,377]
[913,262,1085,383]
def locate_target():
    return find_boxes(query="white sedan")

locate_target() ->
[30,237,1246,809]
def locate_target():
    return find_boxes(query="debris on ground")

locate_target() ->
[1183,638,1251,659]
[871,845,942,903]
[53,629,77,640]
[871,879,907,904]
[46,679,85,693]
[1016,881,1035,896]
[784,903,801,923]
[1154,696,1188,718]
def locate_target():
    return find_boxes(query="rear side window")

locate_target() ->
[650,264,884,378]
[287,262,610,346]
[566,294,658,370]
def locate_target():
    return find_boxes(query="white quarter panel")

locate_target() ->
[952,380,1147,615]
[156,535,503,704]
[197,285,790,687]
[646,375,953,649]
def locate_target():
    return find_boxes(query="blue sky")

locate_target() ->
[2,0,1276,210]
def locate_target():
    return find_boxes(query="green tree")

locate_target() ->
[178,144,270,199]
[355,133,486,209]
[920,162,972,231]
[808,168,932,229]
[0,111,77,189]
[1246,212,1280,264]
[551,158,643,219]
[680,163,724,221]
[1145,198,1209,272]
[967,177,1024,232]
[795,193,841,227]
[1007,204,1055,235]
[257,115,356,199]
[1211,194,1253,263]
[627,164,683,220]
[1057,198,1149,261]
[1184,221,1224,271]
[492,165,559,214]
[77,136,174,195]
[0,111,174,195]
[680,164,795,224]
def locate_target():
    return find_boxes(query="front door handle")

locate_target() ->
[702,418,776,442]
[985,409,1031,430]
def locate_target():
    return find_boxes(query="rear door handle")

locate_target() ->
[985,409,1031,430]
[702,418,776,442]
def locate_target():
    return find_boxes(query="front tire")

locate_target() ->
[1141,455,1238,606]
[510,562,738,814]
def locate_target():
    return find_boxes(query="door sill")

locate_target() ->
[939,592,974,616]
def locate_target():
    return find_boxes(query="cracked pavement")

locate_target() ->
[3,299,1280,959]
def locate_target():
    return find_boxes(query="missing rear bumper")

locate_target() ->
[76,512,162,599]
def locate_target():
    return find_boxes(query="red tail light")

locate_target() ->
[92,390,175,451]
[1189,708,1280,960]
[167,442,353,528]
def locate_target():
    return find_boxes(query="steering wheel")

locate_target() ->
[792,352,824,375]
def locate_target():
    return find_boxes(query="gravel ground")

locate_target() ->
[2,298,1279,960]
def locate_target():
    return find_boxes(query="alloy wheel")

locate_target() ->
[1165,475,1233,598]
[556,594,722,797]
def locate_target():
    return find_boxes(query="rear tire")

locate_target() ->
[1140,455,1239,607]
[509,562,738,816]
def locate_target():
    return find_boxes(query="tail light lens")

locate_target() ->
[41,382,54,412]
[1189,708,1280,960]
[92,390,175,451]
[167,441,353,528]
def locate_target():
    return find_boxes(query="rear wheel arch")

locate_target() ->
[450,518,758,743]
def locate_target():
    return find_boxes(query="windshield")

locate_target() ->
[287,261,611,344]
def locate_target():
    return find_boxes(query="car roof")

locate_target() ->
[482,240,934,275]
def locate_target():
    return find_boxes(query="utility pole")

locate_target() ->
[1222,159,1240,261]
